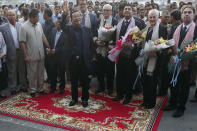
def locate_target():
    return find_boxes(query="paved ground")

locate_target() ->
[0,85,197,131]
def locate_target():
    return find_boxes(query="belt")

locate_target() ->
[16,48,20,51]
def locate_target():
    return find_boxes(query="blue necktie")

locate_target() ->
[182,26,187,33]
[82,14,85,25]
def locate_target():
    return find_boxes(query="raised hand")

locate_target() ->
[62,0,69,15]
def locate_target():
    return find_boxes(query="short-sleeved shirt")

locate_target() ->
[19,20,45,61]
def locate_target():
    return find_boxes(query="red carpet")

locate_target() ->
[0,84,167,131]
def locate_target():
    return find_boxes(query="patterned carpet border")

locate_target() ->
[0,90,168,131]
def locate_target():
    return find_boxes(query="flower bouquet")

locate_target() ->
[98,25,116,41]
[124,27,146,44]
[168,38,197,87]
[178,39,197,61]
[108,26,146,62]
[108,40,123,62]
[144,37,175,52]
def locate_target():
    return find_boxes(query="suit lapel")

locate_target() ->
[5,24,15,47]
[16,23,21,44]
[56,32,63,48]
[52,29,57,49]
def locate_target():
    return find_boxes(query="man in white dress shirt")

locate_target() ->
[0,10,27,96]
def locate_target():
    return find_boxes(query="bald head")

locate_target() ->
[7,9,16,25]
[103,4,112,19]
[103,4,112,10]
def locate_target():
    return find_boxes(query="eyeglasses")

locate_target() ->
[103,9,111,12]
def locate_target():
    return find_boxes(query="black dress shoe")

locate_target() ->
[113,96,124,101]
[30,93,36,97]
[172,109,184,118]
[39,91,47,95]
[122,98,131,105]
[82,101,88,108]
[95,89,104,94]
[0,95,7,98]
[69,100,77,106]
[164,104,177,111]
[11,91,17,95]
[190,98,197,103]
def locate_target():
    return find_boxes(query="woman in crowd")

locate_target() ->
[141,9,168,109]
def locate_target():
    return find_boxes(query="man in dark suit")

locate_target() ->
[79,0,98,37]
[61,1,95,107]
[94,4,117,95]
[42,8,55,84]
[113,4,145,105]
[166,6,197,117]
[48,17,68,94]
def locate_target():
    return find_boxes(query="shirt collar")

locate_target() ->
[182,22,192,30]
[28,20,37,27]
[9,22,16,28]
[81,10,89,16]
[57,30,62,33]
[124,17,131,23]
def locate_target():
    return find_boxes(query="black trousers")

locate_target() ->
[169,70,191,110]
[158,54,170,95]
[116,55,137,99]
[49,55,66,91]
[0,62,7,90]
[70,57,89,101]
[96,55,115,91]
[142,71,157,106]
[45,55,51,82]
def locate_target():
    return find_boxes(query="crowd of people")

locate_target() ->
[0,0,197,118]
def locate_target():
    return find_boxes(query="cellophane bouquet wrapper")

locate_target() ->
[108,40,122,62]
[98,26,116,41]
[144,38,175,52]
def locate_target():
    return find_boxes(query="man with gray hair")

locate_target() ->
[0,9,27,96]
[95,4,117,95]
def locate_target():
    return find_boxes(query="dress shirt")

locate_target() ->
[39,12,45,25]
[54,30,62,48]
[9,23,19,49]
[182,23,192,32]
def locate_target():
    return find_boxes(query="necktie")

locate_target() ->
[182,26,187,33]
[125,20,129,26]
[82,14,85,25]
[103,20,106,27]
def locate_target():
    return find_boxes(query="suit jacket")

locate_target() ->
[64,25,95,72]
[42,19,55,42]
[0,22,21,60]
[89,12,99,37]
[116,17,145,60]
[146,24,168,42]
[116,17,145,41]
[48,27,69,65]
